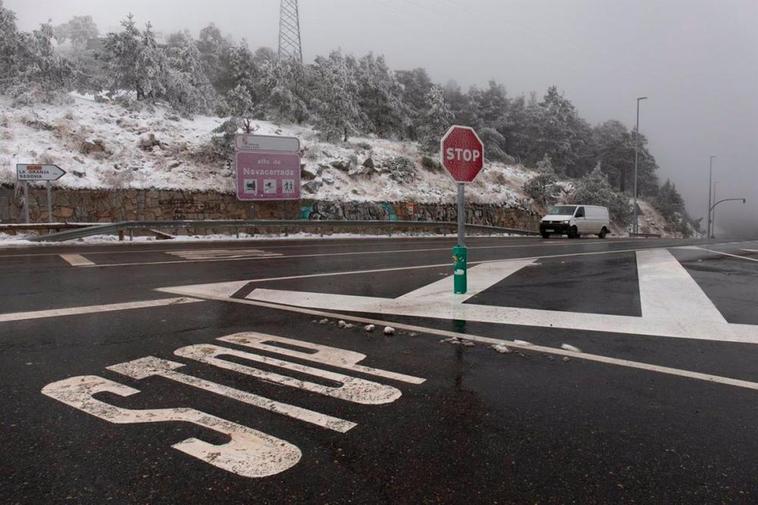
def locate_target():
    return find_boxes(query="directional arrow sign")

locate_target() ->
[16,164,67,182]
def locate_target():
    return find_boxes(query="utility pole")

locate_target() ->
[278,0,303,64]
[633,96,647,235]
[707,155,716,239]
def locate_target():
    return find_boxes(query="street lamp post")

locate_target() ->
[633,96,648,235]
[707,155,716,239]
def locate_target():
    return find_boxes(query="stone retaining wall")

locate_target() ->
[0,185,540,231]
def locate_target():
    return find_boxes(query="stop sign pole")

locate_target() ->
[440,125,485,294]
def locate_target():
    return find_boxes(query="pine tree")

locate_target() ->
[523,155,560,207]
[310,51,365,142]
[356,53,408,137]
[54,16,98,49]
[0,0,20,87]
[571,164,632,225]
[417,85,453,152]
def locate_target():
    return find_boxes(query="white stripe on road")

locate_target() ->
[166,249,282,260]
[636,248,726,323]
[0,297,202,323]
[59,254,95,266]
[698,247,758,263]
[154,287,758,394]
[397,258,535,302]
[107,356,356,433]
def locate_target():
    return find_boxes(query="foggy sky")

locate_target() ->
[7,0,757,235]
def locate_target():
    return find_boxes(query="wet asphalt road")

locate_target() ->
[2,234,758,504]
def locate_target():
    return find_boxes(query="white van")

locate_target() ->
[539,205,610,239]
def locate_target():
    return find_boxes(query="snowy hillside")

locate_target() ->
[0,93,533,207]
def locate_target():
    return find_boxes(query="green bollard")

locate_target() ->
[452,245,468,294]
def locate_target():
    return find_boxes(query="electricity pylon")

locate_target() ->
[278,0,303,63]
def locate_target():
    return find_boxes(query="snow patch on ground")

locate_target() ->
[0,92,533,206]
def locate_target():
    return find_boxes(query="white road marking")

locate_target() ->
[219,332,425,384]
[156,246,674,298]
[636,248,726,324]
[41,375,301,478]
[742,249,758,253]
[71,240,660,268]
[159,247,758,344]
[174,344,403,404]
[697,247,758,263]
[0,297,202,323]
[59,254,95,266]
[155,287,758,394]
[107,356,356,433]
[397,258,535,302]
[166,248,282,260]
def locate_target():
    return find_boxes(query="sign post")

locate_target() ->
[440,126,485,294]
[16,164,66,223]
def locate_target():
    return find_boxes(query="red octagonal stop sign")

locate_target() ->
[440,125,485,183]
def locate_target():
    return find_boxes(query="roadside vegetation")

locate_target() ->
[0,1,695,235]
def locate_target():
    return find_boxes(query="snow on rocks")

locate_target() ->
[560,343,582,353]
[512,339,532,346]
[492,343,512,354]
[440,336,475,346]
[0,92,533,208]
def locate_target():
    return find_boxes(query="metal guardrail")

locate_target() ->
[28,219,540,242]
[629,232,663,238]
[0,222,100,233]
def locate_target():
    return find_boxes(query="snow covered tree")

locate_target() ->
[164,31,217,114]
[196,23,235,94]
[309,51,365,142]
[443,81,479,129]
[225,84,256,133]
[102,14,144,97]
[14,22,74,91]
[396,67,434,139]
[571,164,632,225]
[134,21,166,101]
[473,80,508,129]
[256,56,309,124]
[478,127,509,162]
[535,86,593,177]
[523,155,560,208]
[54,15,98,49]
[417,85,453,152]
[356,53,409,137]
[0,1,21,87]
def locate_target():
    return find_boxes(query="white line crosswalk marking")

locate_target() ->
[59,254,95,266]
[637,248,727,323]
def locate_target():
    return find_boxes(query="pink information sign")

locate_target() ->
[235,151,301,201]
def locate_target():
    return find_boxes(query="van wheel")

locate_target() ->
[541,233,550,239]
[597,227,608,239]
[568,226,579,239]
